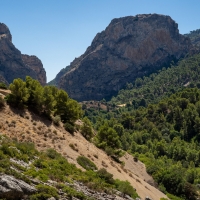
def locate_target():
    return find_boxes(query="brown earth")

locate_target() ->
[0,100,167,200]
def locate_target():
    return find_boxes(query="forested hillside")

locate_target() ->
[110,53,200,108]
[87,88,200,199]
[0,78,143,200]
[185,29,200,47]
[83,53,200,199]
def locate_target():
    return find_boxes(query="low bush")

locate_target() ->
[77,156,97,171]
[52,115,61,126]
[64,122,75,134]
[58,184,87,199]
[166,193,184,200]
[114,179,139,198]
[30,184,58,200]
[69,143,78,152]
[97,168,114,184]
[45,148,60,159]
[0,82,7,89]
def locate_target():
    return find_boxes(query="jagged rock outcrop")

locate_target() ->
[0,23,46,85]
[0,175,36,200]
[22,55,46,85]
[57,14,192,101]
[0,23,12,41]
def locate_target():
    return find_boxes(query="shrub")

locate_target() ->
[114,179,139,198]
[1,144,20,158]
[80,117,94,140]
[134,153,139,162]
[77,156,97,171]
[97,168,114,184]
[58,184,87,199]
[46,148,60,159]
[166,193,184,200]
[69,143,78,152]
[53,115,61,126]
[30,184,58,200]
[0,82,7,89]
[64,122,75,134]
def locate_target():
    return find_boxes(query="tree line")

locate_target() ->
[6,76,82,129]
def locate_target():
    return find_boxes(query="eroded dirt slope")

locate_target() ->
[0,103,167,200]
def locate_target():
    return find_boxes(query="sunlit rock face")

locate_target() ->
[57,14,192,101]
[0,23,46,85]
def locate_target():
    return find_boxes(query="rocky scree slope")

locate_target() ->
[56,14,192,101]
[0,23,46,85]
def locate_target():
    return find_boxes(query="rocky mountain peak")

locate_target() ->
[0,23,46,85]
[0,23,12,42]
[22,55,46,86]
[57,14,192,101]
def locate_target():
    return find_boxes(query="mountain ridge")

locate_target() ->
[53,14,192,101]
[0,23,46,85]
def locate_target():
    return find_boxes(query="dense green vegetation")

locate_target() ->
[110,53,200,108]
[6,76,82,132]
[0,82,8,89]
[80,117,94,140]
[77,156,97,171]
[88,88,200,199]
[5,53,200,199]
[0,136,138,199]
[0,77,139,199]
[185,29,200,47]
[83,54,200,199]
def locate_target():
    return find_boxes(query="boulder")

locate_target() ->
[0,175,36,200]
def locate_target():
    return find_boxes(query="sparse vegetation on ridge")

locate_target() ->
[0,135,139,199]
[6,76,82,134]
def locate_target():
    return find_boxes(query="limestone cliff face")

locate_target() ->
[58,14,192,101]
[0,23,46,85]
[22,55,46,86]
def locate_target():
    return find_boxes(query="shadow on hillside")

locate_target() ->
[9,105,26,116]
[29,109,52,127]
[9,106,52,127]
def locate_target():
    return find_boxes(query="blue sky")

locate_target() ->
[1,0,200,82]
